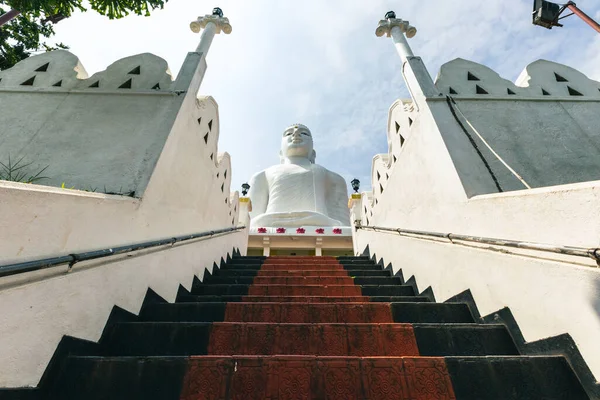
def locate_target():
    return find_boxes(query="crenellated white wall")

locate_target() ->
[353,56,600,380]
[0,50,207,196]
[0,48,248,387]
[433,58,600,194]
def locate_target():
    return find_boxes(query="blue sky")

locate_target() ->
[50,0,600,194]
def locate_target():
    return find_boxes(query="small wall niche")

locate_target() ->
[35,63,50,72]
[467,72,480,81]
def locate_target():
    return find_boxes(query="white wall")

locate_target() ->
[0,50,203,197]
[0,48,247,387]
[0,231,246,388]
[355,229,600,380]
[432,58,600,195]
[354,55,600,380]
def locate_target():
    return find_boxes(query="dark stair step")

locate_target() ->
[0,389,40,399]
[342,264,385,271]
[391,303,475,323]
[446,356,589,399]
[190,284,251,296]
[369,296,431,302]
[337,256,371,260]
[248,284,362,296]
[360,285,416,296]
[101,322,421,357]
[202,276,255,285]
[338,259,377,264]
[177,294,244,303]
[219,264,263,270]
[141,302,476,324]
[232,256,266,260]
[47,356,188,400]
[344,270,391,277]
[210,269,259,277]
[140,303,227,322]
[52,355,588,400]
[102,322,211,356]
[226,259,265,265]
[413,324,519,356]
[353,276,403,285]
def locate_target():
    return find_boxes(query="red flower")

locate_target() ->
[296,228,306,234]
[315,228,325,234]
[333,228,342,234]
[257,227,267,233]
[276,227,286,233]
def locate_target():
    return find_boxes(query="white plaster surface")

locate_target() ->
[356,229,600,380]
[0,50,208,197]
[0,42,244,386]
[354,47,600,379]
[431,58,600,194]
[0,231,246,388]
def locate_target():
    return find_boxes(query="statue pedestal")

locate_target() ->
[248,226,353,257]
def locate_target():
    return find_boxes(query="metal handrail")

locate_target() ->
[356,224,600,264]
[0,226,246,278]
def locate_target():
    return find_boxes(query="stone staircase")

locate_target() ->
[3,256,590,399]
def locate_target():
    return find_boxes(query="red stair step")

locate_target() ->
[252,276,354,285]
[260,264,345,271]
[247,284,362,296]
[241,296,368,303]
[256,270,349,277]
[207,323,419,356]
[180,356,456,400]
[224,303,393,323]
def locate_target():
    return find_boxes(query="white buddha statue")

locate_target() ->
[248,124,349,228]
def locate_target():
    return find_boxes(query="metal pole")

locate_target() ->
[567,2,600,33]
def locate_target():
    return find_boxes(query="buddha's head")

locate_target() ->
[280,123,316,163]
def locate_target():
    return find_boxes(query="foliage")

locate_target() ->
[5,0,167,20]
[0,155,49,183]
[0,6,67,70]
[1,0,167,70]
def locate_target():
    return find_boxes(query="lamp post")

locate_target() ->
[351,179,360,193]
[190,7,232,56]
[238,183,252,228]
[532,0,600,33]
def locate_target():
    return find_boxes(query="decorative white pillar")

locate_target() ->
[263,237,271,257]
[348,193,362,226]
[238,197,252,228]
[315,237,323,257]
[190,7,232,57]
[376,13,416,63]
[375,11,439,105]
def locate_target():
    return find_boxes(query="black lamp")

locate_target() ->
[241,183,250,196]
[385,11,396,19]
[351,178,360,193]
[212,7,224,17]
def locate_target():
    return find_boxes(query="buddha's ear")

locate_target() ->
[310,150,316,163]
[279,150,284,164]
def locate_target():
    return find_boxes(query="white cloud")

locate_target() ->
[44,0,600,194]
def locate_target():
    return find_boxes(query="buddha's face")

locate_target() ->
[281,124,314,160]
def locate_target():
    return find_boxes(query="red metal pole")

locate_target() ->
[0,9,21,27]
[567,3,600,34]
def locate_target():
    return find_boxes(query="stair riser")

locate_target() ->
[103,323,517,358]
[182,356,455,400]
[247,285,362,296]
